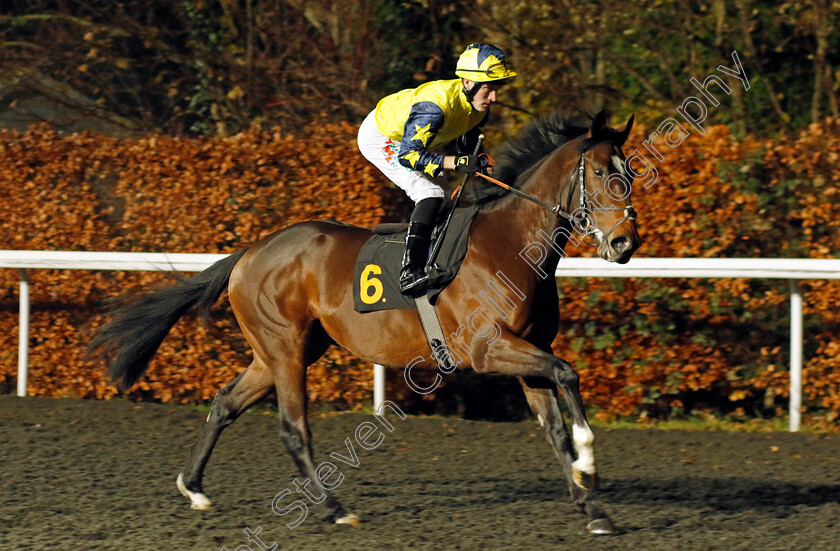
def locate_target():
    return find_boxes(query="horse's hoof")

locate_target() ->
[573,468,599,491]
[335,513,360,526]
[587,517,618,535]
[177,473,212,510]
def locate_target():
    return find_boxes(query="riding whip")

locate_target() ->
[426,134,485,272]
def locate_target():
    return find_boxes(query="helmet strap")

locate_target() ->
[462,79,482,103]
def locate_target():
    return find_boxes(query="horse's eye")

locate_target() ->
[594,169,604,177]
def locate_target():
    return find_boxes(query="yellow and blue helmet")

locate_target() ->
[455,43,517,83]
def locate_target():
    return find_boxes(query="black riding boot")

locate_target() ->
[399,197,442,296]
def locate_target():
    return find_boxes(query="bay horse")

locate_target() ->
[89,110,640,535]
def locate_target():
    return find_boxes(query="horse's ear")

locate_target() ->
[624,114,635,135]
[617,113,635,145]
[590,110,607,137]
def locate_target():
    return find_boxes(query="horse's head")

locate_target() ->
[480,109,642,265]
[572,111,642,264]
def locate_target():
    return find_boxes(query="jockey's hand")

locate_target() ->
[477,153,494,175]
[454,154,481,173]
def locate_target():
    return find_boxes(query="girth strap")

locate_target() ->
[414,294,455,371]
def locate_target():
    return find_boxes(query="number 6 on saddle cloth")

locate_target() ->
[352,206,479,313]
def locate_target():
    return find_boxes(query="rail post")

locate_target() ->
[17,269,29,397]
[373,364,386,411]
[789,280,803,432]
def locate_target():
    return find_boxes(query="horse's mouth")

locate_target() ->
[598,237,638,264]
[599,250,633,264]
[614,254,632,265]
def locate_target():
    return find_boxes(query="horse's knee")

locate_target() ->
[552,359,579,387]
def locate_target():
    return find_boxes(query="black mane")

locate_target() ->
[493,113,589,185]
[472,110,629,205]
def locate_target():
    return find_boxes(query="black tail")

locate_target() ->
[88,249,248,390]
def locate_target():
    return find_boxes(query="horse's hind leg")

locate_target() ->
[519,378,617,535]
[177,361,273,509]
[272,354,359,526]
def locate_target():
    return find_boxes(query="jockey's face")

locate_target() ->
[465,80,502,112]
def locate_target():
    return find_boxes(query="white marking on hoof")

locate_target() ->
[537,414,545,427]
[571,424,596,475]
[587,517,618,535]
[177,473,212,510]
[573,469,599,491]
[335,513,360,526]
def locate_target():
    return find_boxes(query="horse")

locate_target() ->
[89,109,641,535]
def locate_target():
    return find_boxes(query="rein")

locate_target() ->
[475,171,574,221]
[475,153,637,243]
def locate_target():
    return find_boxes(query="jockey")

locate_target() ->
[357,43,517,296]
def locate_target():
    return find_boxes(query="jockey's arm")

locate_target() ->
[396,101,487,176]
[396,103,446,177]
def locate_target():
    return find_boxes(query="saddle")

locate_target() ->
[352,206,479,313]
[371,223,410,235]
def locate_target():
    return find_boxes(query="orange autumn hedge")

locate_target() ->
[554,121,840,420]
[0,119,838,421]
[0,121,410,405]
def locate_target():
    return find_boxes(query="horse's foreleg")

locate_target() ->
[475,333,598,489]
[177,361,273,509]
[472,332,613,532]
[519,379,617,535]
[549,357,599,493]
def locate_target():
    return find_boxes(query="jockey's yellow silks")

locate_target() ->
[373,79,487,178]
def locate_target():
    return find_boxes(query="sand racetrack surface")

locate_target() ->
[1,395,838,551]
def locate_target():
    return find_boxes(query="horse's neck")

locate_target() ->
[476,142,579,269]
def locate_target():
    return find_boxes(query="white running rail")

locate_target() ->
[3,251,839,432]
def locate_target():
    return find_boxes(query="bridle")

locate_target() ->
[568,154,637,246]
[474,151,637,244]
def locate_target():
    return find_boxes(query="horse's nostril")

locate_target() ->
[611,236,630,252]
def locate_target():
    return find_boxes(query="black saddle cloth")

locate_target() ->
[353,206,479,312]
